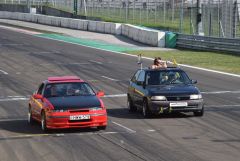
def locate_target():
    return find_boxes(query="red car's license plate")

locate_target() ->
[69,115,90,120]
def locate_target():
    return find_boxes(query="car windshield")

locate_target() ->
[146,70,191,85]
[44,82,95,98]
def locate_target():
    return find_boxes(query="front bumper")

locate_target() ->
[46,111,107,129]
[149,99,204,114]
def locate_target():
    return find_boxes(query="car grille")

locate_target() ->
[166,96,190,101]
[69,109,89,113]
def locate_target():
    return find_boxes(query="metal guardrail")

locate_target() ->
[176,34,240,54]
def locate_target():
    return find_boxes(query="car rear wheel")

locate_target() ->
[127,95,136,112]
[97,126,107,130]
[194,107,204,117]
[41,112,48,132]
[142,100,151,118]
[28,107,35,125]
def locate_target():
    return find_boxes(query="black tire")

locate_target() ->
[97,126,107,130]
[41,111,49,132]
[127,95,137,112]
[28,106,35,125]
[142,100,152,118]
[194,107,204,117]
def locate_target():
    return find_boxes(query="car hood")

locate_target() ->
[147,84,200,96]
[47,96,101,110]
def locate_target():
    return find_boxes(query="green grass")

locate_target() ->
[127,50,240,75]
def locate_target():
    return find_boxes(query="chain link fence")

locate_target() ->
[0,0,239,38]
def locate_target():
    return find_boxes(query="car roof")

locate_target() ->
[141,67,183,72]
[47,76,84,83]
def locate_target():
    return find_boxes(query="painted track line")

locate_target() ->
[0,97,28,102]
[89,60,103,64]
[202,90,240,94]
[112,121,136,133]
[104,94,127,98]
[0,69,8,75]
[101,76,119,81]
[205,104,240,108]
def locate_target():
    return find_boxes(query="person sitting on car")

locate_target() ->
[150,57,167,69]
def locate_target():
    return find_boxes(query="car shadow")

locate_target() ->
[107,107,193,119]
[0,119,100,135]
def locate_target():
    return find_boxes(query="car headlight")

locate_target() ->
[151,96,166,101]
[190,94,202,100]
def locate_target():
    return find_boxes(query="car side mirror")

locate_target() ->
[97,91,105,97]
[136,81,144,86]
[191,80,197,84]
[33,94,43,99]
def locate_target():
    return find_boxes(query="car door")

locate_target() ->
[129,70,141,104]
[32,83,45,120]
[134,70,146,107]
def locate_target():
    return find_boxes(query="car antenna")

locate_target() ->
[137,54,143,70]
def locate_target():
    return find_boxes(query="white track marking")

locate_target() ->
[205,104,240,108]
[178,63,240,78]
[147,129,156,132]
[89,60,103,64]
[202,90,240,94]
[101,76,119,81]
[0,97,28,102]
[104,94,127,98]
[7,96,26,98]
[0,69,8,75]
[112,121,136,133]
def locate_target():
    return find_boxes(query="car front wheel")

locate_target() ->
[127,96,136,112]
[28,107,34,125]
[142,100,151,118]
[41,112,48,132]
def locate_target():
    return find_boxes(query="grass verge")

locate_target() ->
[127,49,240,75]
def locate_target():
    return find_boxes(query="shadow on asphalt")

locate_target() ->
[0,119,100,135]
[107,108,193,119]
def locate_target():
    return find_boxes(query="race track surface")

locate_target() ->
[0,28,240,161]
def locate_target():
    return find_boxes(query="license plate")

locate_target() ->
[69,115,90,120]
[170,102,188,107]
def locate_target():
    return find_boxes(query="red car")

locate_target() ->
[28,76,107,131]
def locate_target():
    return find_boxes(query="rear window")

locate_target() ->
[44,82,95,98]
[146,70,191,85]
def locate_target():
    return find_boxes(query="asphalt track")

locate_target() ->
[0,27,240,161]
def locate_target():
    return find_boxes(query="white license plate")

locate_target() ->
[170,102,188,107]
[69,115,90,120]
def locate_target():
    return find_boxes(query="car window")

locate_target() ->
[131,70,141,83]
[146,70,191,85]
[37,83,44,95]
[44,82,95,98]
[137,71,145,82]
